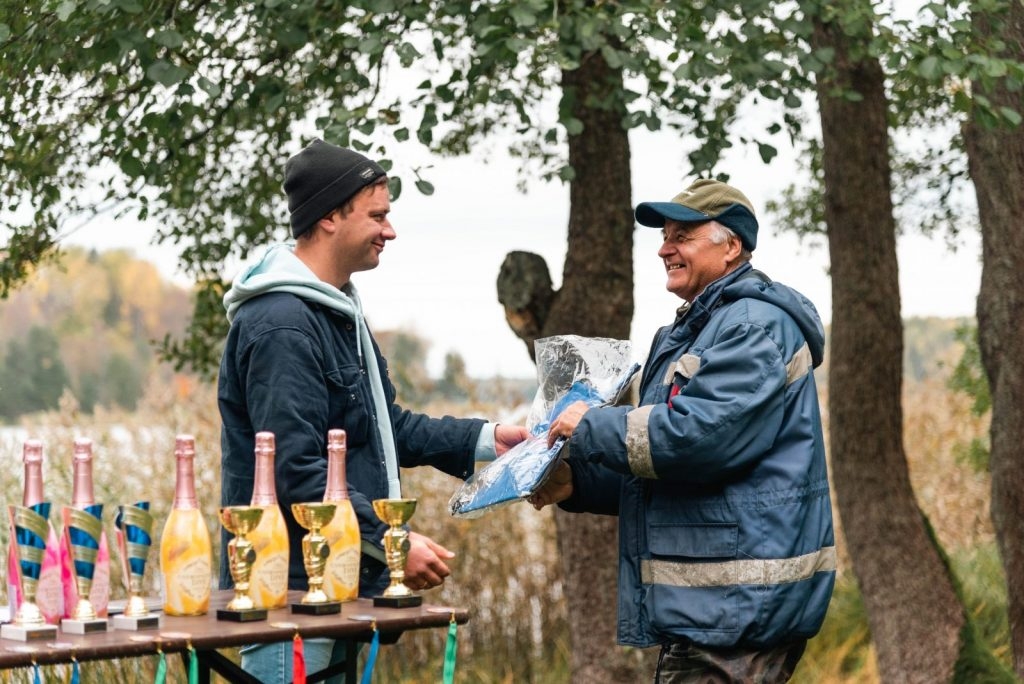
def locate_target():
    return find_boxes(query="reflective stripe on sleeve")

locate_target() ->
[641,545,837,588]
[626,405,657,479]
[661,353,702,385]
[786,343,813,385]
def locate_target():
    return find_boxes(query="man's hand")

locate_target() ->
[529,459,573,510]
[494,423,530,456]
[403,531,454,591]
[546,400,590,447]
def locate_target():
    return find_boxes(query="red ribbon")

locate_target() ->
[293,633,306,684]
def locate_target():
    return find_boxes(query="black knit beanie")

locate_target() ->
[283,139,387,238]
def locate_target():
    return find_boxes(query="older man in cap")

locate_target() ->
[532,178,836,683]
[218,139,527,681]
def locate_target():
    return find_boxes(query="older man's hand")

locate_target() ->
[529,459,573,510]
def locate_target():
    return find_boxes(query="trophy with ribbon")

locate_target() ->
[371,498,422,608]
[1,505,59,641]
[60,505,110,633]
[113,502,160,630]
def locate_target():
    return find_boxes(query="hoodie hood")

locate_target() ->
[721,270,826,368]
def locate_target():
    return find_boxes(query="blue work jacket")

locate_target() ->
[562,263,836,649]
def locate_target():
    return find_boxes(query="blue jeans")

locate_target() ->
[240,638,350,683]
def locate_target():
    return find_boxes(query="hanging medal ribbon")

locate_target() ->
[359,621,380,684]
[293,631,307,684]
[188,643,198,684]
[154,648,167,684]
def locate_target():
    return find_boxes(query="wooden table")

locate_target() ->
[0,591,469,683]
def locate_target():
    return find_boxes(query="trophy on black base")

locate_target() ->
[60,505,110,634]
[113,502,160,630]
[217,506,268,622]
[1,505,59,641]
[371,499,422,608]
[290,502,341,615]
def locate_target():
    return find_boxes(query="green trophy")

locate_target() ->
[217,506,267,622]
[371,498,422,608]
[1,505,59,641]
[290,502,340,615]
[112,502,160,630]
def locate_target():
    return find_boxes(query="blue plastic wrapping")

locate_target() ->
[448,335,640,519]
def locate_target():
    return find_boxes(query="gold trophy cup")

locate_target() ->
[112,502,160,630]
[1,505,59,641]
[60,505,110,634]
[371,498,422,608]
[290,502,341,615]
[217,506,268,622]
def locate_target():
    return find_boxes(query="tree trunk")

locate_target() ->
[497,48,643,682]
[964,1,1024,676]
[812,8,965,682]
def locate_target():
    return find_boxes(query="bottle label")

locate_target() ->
[251,552,289,606]
[36,564,64,623]
[177,557,213,602]
[327,547,360,592]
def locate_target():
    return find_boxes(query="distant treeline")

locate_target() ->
[0,247,968,421]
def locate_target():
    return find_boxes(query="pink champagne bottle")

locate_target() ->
[159,434,213,616]
[6,439,64,624]
[247,431,289,609]
[59,437,111,617]
[321,429,361,601]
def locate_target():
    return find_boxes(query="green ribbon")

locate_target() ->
[154,651,166,683]
[443,618,458,684]
[188,645,198,684]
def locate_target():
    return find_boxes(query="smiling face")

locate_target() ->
[324,181,395,284]
[658,220,743,302]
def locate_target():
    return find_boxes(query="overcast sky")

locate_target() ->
[63,126,981,379]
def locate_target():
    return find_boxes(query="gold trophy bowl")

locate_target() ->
[1,505,58,641]
[371,498,422,608]
[217,505,267,622]
[290,502,341,615]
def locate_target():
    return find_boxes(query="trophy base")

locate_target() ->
[1,623,59,642]
[113,613,162,631]
[61,617,110,634]
[373,594,422,608]
[291,601,342,616]
[216,607,268,622]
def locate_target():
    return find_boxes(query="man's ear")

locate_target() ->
[315,210,339,235]
[724,234,743,263]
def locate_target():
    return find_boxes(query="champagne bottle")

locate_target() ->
[59,437,111,618]
[321,429,361,602]
[6,439,64,624]
[159,434,213,616]
[247,431,289,609]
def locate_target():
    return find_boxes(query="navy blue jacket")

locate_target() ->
[218,291,486,595]
[562,263,836,649]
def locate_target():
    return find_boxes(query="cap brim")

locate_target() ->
[635,202,710,227]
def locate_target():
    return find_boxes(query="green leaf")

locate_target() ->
[558,165,576,182]
[918,55,942,80]
[388,176,402,200]
[757,142,778,164]
[0,23,9,42]
[509,5,536,28]
[153,29,184,49]
[57,0,76,21]
[999,106,1022,126]
[197,76,221,98]
[563,117,584,135]
[414,179,434,195]
[145,60,189,87]
[394,127,410,142]
[119,155,144,178]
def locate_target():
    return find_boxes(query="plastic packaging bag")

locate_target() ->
[448,335,640,519]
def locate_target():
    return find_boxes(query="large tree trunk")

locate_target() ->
[497,49,643,682]
[964,1,1024,676]
[812,7,966,682]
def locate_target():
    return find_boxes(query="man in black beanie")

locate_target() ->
[218,139,528,682]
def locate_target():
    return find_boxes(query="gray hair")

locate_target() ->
[707,221,752,261]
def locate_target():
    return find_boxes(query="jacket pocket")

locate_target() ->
[326,365,372,447]
[649,522,738,559]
